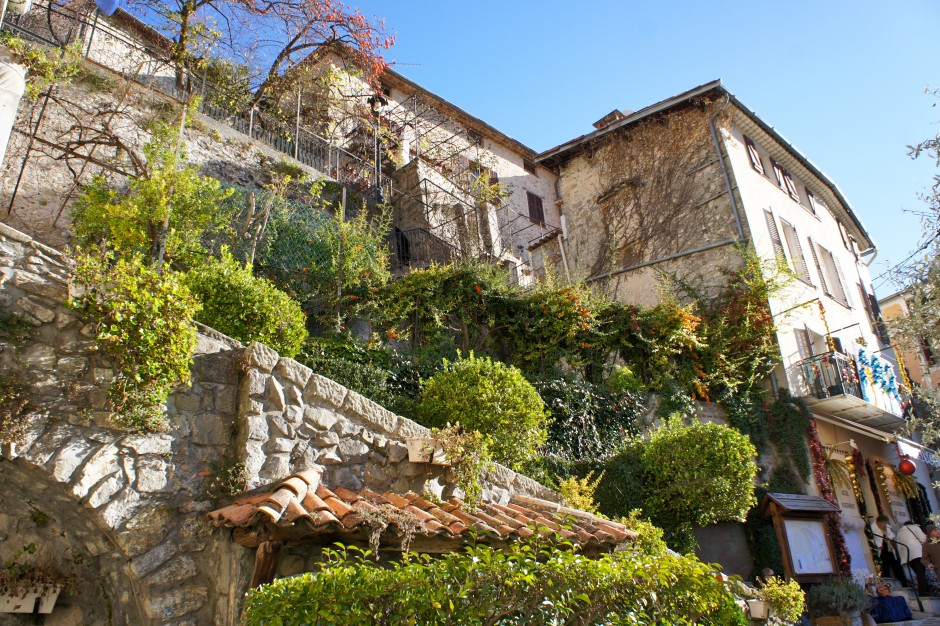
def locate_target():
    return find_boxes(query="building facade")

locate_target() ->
[537,80,939,579]
[880,288,940,392]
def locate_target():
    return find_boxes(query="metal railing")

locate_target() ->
[388,228,459,272]
[797,351,863,401]
[2,1,385,195]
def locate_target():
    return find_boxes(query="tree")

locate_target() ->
[124,0,393,104]
[889,87,940,437]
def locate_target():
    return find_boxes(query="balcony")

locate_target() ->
[796,351,906,432]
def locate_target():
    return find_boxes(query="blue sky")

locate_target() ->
[352,0,939,293]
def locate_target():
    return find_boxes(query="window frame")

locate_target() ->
[526,191,545,225]
[744,136,765,175]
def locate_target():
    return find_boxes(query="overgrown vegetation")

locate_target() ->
[0,34,82,100]
[186,250,308,357]
[0,370,31,445]
[71,253,200,432]
[243,541,742,626]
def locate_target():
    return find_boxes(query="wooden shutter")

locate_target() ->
[805,187,818,215]
[808,237,830,295]
[764,210,786,262]
[783,169,800,201]
[489,169,499,186]
[780,220,811,283]
[795,327,814,360]
[745,136,765,175]
[527,192,545,224]
[832,256,851,307]
[771,159,784,189]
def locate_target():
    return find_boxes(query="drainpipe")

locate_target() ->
[707,94,745,242]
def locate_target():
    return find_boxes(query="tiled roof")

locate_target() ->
[208,469,635,551]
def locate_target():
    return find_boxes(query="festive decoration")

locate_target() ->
[897,456,917,476]
[807,419,852,576]
[818,301,836,353]
[856,349,903,408]
[866,461,884,517]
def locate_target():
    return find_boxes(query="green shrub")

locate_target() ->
[416,353,548,470]
[73,253,200,432]
[594,443,646,520]
[71,124,234,265]
[617,510,669,557]
[641,417,758,552]
[186,251,308,357]
[759,576,805,623]
[805,578,867,616]
[243,542,738,626]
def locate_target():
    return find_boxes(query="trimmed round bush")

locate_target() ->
[186,251,308,357]
[416,354,548,469]
[641,417,758,550]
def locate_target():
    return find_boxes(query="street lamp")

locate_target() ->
[367,94,387,203]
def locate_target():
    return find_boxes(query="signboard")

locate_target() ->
[783,519,835,575]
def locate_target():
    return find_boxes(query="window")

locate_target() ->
[807,237,830,296]
[744,136,765,175]
[813,242,850,307]
[523,160,538,175]
[526,191,545,224]
[779,220,812,283]
[805,187,818,215]
[771,159,800,202]
[764,210,786,262]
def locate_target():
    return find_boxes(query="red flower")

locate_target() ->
[474,285,481,292]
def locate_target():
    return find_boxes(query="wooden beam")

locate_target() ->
[249,541,283,589]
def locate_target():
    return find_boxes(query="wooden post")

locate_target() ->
[248,540,283,589]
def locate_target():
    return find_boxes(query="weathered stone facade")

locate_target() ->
[0,222,553,624]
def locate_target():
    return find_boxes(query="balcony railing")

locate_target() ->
[798,351,862,402]
[796,350,906,431]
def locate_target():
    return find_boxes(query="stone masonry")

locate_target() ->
[0,221,555,625]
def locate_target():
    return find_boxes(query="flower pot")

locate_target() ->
[405,437,450,465]
[747,599,770,620]
[36,585,61,614]
[0,590,40,613]
[0,584,62,613]
[810,611,862,626]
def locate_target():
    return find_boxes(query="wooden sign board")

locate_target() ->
[761,493,840,583]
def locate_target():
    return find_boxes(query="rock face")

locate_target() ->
[0,222,555,626]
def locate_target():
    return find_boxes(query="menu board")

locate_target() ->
[784,519,835,575]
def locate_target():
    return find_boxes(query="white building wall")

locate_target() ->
[722,118,892,400]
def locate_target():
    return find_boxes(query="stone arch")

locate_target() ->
[0,458,147,624]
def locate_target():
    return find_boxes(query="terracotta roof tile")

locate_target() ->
[331,486,359,503]
[323,495,353,519]
[209,483,634,553]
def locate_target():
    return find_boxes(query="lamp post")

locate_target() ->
[367,94,387,203]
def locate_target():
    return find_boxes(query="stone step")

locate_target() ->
[919,597,940,614]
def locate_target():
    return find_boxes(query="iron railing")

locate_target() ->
[797,351,863,401]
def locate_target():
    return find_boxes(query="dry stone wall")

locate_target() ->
[0,221,555,625]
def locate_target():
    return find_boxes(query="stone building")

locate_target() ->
[536,79,939,579]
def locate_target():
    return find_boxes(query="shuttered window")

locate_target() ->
[764,210,786,263]
[780,220,812,283]
[805,187,818,215]
[814,242,850,307]
[527,191,545,224]
[745,136,765,175]
[807,237,830,295]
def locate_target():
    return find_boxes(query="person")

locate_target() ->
[896,520,929,596]
[870,515,909,586]
[921,524,940,594]
[868,580,912,623]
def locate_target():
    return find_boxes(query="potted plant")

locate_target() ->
[405,436,450,465]
[754,576,805,623]
[0,544,74,614]
[805,578,869,626]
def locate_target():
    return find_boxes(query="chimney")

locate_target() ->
[593,109,629,130]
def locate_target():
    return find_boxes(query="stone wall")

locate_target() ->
[0,221,554,624]
[0,62,328,249]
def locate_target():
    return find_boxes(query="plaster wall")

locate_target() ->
[723,117,892,401]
